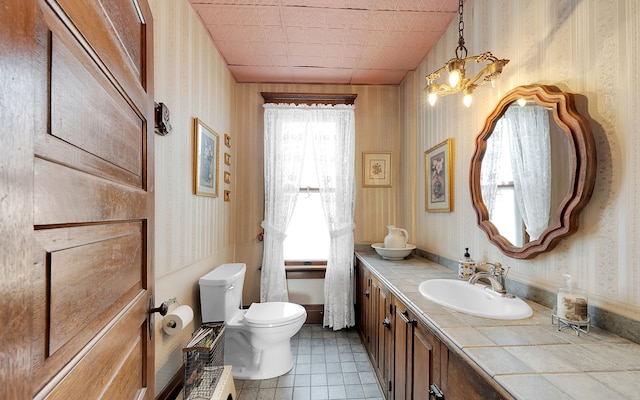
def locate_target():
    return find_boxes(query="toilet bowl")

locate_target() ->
[199,263,307,380]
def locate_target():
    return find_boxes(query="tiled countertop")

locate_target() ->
[355,249,640,399]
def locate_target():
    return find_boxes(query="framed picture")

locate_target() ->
[425,139,453,212]
[224,152,231,166]
[223,190,231,202]
[224,171,231,184]
[362,152,391,187]
[193,118,219,197]
[224,133,231,148]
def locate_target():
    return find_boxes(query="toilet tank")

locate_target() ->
[199,263,246,323]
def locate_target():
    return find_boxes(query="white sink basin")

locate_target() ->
[418,279,533,320]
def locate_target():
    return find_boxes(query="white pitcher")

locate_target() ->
[384,226,409,248]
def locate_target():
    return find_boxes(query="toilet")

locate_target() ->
[199,263,307,380]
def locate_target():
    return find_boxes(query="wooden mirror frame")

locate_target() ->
[469,85,597,259]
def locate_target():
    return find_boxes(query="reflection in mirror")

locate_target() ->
[470,85,596,259]
[481,104,571,246]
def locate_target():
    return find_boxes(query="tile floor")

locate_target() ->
[233,325,383,400]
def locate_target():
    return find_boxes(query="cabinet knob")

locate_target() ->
[364,290,370,298]
[382,317,391,329]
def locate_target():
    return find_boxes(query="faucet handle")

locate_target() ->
[490,262,503,275]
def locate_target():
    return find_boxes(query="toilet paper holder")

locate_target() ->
[148,296,170,340]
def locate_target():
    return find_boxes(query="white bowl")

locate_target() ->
[371,243,416,260]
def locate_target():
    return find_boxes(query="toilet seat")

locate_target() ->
[244,302,306,328]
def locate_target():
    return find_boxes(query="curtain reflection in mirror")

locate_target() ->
[481,105,551,245]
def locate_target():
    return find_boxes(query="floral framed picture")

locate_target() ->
[193,118,219,197]
[425,139,453,212]
[363,152,391,187]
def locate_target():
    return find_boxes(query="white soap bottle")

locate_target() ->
[556,274,588,322]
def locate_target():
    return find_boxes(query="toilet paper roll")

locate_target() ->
[162,305,194,335]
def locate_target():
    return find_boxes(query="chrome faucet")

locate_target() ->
[468,262,508,295]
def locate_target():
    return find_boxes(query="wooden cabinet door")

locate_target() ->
[412,320,441,400]
[9,0,157,398]
[356,261,373,353]
[441,348,511,400]
[393,304,413,400]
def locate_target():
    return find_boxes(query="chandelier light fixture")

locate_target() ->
[425,0,509,108]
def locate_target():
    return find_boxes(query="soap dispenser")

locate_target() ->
[556,274,588,322]
[458,248,476,279]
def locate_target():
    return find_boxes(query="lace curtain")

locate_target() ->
[307,106,356,330]
[506,106,551,240]
[261,105,308,302]
[480,118,506,217]
[261,103,356,330]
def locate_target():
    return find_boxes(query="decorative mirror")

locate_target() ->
[469,85,597,259]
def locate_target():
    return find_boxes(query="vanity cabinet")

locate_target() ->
[355,261,394,398]
[355,258,512,400]
[393,301,441,400]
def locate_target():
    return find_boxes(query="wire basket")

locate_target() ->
[183,322,226,400]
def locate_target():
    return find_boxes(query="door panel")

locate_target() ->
[31,0,155,398]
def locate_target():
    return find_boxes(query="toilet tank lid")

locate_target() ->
[199,263,246,286]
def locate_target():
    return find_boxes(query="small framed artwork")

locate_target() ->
[224,152,231,166]
[223,190,231,202]
[425,138,454,212]
[362,152,391,187]
[193,118,219,197]
[224,133,231,148]
[224,171,231,184]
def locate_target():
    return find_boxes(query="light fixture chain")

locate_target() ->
[456,0,467,59]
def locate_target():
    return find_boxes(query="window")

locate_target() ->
[488,134,525,246]
[282,125,331,262]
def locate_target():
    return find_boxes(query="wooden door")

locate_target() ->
[2,0,155,398]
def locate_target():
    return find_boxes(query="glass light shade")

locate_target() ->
[448,69,461,87]
[517,98,527,107]
[428,93,438,106]
[463,93,473,107]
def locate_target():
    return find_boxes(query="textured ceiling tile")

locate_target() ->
[343,10,370,29]
[281,7,305,26]
[240,7,262,25]
[268,42,288,56]
[367,11,392,30]
[350,0,376,10]
[287,43,308,56]
[397,0,422,12]
[345,29,368,45]
[243,25,265,41]
[303,8,326,27]
[409,14,437,31]
[389,13,417,31]
[305,27,325,43]
[351,69,406,85]
[364,31,387,46]
[285,26,306,43]
[360,45,379,59]
[303,43,324,57]
[213,6,239,25]
[259,7,282,25]
[263,26,286,41]
[429,13,457,31]
[270,55,289,66]
[188,0,457,84]
[291,67,352,84]
[224,26,247,41]
[324,28,345,44]
[373,0,398,11]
